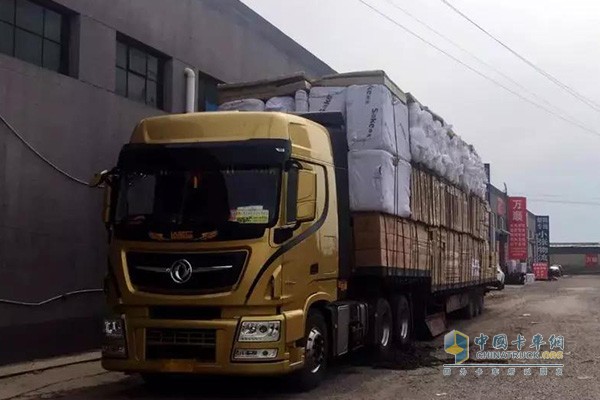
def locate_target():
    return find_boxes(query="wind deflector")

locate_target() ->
[117,139,291,171]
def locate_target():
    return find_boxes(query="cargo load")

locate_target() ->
[216,70,494,289]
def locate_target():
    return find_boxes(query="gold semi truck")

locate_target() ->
[94,110,495,390]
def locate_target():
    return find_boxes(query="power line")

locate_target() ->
[528,198,600,206]
[438,0,600,113]
[383,0,587,125]
[0,113,90,186]
[356,0,600,138]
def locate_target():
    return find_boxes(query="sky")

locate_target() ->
[242,0,600,242]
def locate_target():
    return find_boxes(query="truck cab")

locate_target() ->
[99,111,353,389]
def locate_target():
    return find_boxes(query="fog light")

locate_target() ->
[102,317,127,358]
[233,349,278,360]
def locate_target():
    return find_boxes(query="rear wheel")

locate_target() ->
[289,310,328,392]
[371,298,394,360]
[392,296,413,349]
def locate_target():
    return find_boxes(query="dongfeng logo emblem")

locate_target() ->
[169,259,193,284]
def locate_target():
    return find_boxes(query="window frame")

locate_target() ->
[115,33,165,109]
[0,0,70,74]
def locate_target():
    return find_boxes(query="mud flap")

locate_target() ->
[425,312,447,337]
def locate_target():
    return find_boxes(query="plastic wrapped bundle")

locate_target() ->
[348,150,411,217]
[295,90,309,113]
[309,87,347,115]
[265,96,295,112]
[346,85,397,156]
[218,99,265,112]
[393,98,411,162]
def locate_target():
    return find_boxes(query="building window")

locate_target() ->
[0,0,68,73]
[116,36,164,109]
[198,72,220,111]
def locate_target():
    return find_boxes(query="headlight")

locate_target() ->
[103,317,124,340]
[238,321,281,342]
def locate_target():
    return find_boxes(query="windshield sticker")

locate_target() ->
[235,206,269,224]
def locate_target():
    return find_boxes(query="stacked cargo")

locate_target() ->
[217,72,311,112]
[216,70,496,290]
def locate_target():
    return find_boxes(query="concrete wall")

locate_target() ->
[0,0,334,364]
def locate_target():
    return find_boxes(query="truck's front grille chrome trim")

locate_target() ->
[126,251,248,295]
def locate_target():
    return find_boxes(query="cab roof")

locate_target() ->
[129,111,334,164]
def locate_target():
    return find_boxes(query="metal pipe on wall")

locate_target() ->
[184,68,196,113]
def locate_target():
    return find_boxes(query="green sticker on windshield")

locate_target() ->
[235,206,269,224]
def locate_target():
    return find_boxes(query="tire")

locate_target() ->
[392,296,413,349]
[477,294,485,315]
[370,298,394,360]
[498,283,505,291]
[289,310,328,392]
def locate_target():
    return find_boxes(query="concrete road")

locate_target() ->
[2,275,599,400]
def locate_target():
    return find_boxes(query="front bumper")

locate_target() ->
[102,314,305,376]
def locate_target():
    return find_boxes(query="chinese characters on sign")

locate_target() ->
[509,197,528,260]
[442,332,566,377]
[533,216,550,279]
[585,254,598,268]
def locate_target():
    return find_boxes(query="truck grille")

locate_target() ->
[126,251,248,295]
[146,328,216,361]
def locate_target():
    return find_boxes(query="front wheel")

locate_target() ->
[289,310,328,392]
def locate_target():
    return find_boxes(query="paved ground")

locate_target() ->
[2,275,599,400]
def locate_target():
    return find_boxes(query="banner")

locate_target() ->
[508,197,528,260]
[534,216,550,264]
[533,262,548,280]
[585,254,598,267]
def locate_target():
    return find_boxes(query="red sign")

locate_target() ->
[508,197,528,260]
[585,254,598,267]
[533,262,548,280]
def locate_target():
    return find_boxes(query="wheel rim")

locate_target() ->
[306,327,325,373]
[381,313,392,347]
[400,314,409,340]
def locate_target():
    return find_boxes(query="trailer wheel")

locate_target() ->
[370,298,394,359]
[289,310,328,392]
[392,296,413,349]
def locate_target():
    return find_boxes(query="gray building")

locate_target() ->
[550,243,600,273]
[527,210,536,267]
[0,0,334,365]
[488,181,509,271]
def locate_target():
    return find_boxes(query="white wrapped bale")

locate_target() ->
[309,87,347,115]
[295,90,309,113]
[346,85,397,156]
[265,96,295,112]
[218,99,265,112]
[348,150,411,217]
[393,98,411,162]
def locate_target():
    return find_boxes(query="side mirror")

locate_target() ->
[296,169,317,222]
[89,170,110,188]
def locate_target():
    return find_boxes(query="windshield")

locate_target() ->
[114,167,280,241]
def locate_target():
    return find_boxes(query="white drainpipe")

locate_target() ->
[184,68,196,113]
